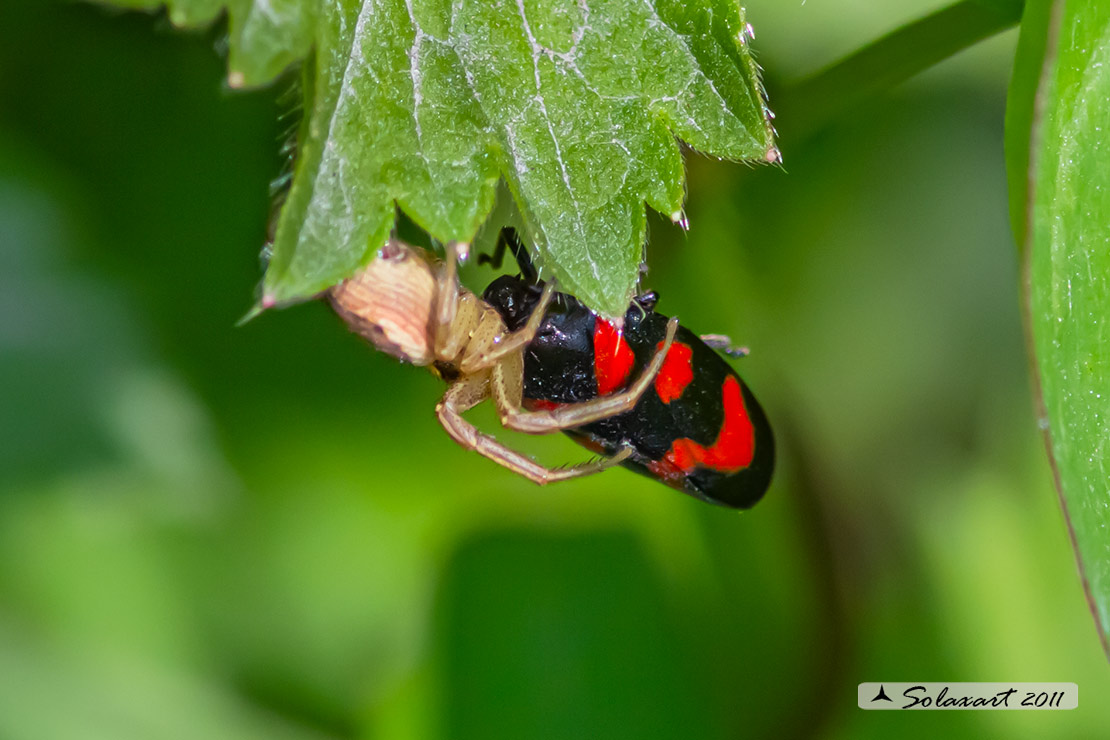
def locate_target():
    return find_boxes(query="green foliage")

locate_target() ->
[109,0,223,26]
[106,0,775,317]
[84,0,1110,672]
[1004,0,1052,246]
[784,0,1024,135]
[12,3,1110,739]
[105,0,313,85]
[1012,0,1110,650]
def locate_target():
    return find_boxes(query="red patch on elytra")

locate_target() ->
[647,457,685,488]
[658,376,755,474]
[593,318,635,395]
[524,398,563,412]
[654,341,693,404]
[573,435,608,455]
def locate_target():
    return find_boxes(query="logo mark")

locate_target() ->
[871,685,892,703]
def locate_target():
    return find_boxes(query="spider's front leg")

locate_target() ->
[432,240,556,371]
[457,281,556,374]
[491,317,681,434]
[433,241,475,363]
[435,373,632,485]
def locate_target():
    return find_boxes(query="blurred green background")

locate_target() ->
[1,1,1106,737]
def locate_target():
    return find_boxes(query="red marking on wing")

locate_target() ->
[658,376,755,474]
[572,435,608,455]
[654,341,693,404]
[647,457,686,488]
[524,398,563,412]
[593,318,635,395]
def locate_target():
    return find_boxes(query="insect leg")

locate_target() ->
[478,227,539,282]
[699,334,750,358]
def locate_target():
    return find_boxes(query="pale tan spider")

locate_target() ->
[329,238,678,484]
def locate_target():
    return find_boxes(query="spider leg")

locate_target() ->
[435,242,492,364]
[493,317,680,434]
[458,281,556,374]
[433,241,469,361]
[435,372,632,484]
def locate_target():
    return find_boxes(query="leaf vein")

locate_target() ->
[514,0,599,285]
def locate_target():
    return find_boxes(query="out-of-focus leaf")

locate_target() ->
[225,0,317,87]
[1016,0,1110,652]
[436,531,717,740]
[0,623,336,740]
[106,0,225,28]
[1004,0,1051,246]
[784,0,1024,138]
[100,0,776,318]
[100,0,314,85]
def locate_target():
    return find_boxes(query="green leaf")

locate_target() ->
[784,0,1024,139]
[226,0,317,87]
[102,0,775,317]
[437,531,717,740]
[1015,0,1110,653]
[100,0,315,85]
[106,0,226,28]
[268,0,775,317]
[1004,0,1051,247]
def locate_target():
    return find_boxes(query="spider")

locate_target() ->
[328,235,678,484]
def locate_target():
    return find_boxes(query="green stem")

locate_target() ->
[778,0,1025,137]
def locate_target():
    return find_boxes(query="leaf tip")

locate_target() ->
[236,301,268,327]
[765,145,782,164]
[228,70,246,89]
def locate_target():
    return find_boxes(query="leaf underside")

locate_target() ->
[1015,0,1110,651]
[104,0,776,317]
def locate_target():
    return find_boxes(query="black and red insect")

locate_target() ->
[481,229,774,509]
[330,228,772,509]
